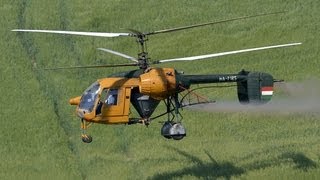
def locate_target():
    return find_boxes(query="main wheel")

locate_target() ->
[161,121,173,139]
[81,134,93,143]
[171,135,185,140]
[169,123,186,141]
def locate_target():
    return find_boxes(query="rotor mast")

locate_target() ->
[137,35,149,70]
[129,30,150,70]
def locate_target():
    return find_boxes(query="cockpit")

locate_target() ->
[77,81,121,119]
[78,82,101,117]
[72,77,139,124]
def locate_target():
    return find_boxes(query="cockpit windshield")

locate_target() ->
[79,82,101,113]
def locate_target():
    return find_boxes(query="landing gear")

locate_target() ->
[161,121,186,140]
[81,119,92,143]
[161,95,186,140]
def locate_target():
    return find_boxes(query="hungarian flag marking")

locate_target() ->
[261,87,273,95]
[261,87,273,100]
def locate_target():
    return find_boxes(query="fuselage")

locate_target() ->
[69,67,273,124]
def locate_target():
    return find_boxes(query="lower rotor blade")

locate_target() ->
[158,42,302,63]
[97,48,138,62]
[12,29,131,38]
[45,63,137,70]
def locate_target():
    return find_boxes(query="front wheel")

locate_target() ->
[81,134,92,143]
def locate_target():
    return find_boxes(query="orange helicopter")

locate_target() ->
[13,12,301,143]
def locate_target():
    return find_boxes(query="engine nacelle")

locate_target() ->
[139,68,176,100]
[237,70,274,105]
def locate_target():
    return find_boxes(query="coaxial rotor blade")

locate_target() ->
[11,29,131,37]
[158,42,302,63]
[44,63,137,70]
[145,11,285,36]
[97,48,138,62]
[127,29,144,36]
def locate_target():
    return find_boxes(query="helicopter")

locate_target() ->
[13,12,301,143]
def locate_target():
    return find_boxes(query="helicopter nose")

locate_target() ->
[69,96,81,105]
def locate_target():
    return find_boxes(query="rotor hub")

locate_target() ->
[138,52,149,69]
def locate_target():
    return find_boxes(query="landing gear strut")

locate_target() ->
[81,119,92,143]
[161,95,186,140]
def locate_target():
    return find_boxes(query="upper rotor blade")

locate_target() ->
[44,63,137,70]
[158,42,302,63]
[12,29,131,37]
[97,48,138,62]
[145,11,285,36]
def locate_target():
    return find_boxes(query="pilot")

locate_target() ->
[105,89,118,105]
[106,94,115,105]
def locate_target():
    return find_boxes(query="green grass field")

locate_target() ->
[1,0,320,179]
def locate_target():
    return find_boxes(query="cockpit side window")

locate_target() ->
[101,89,118,106]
